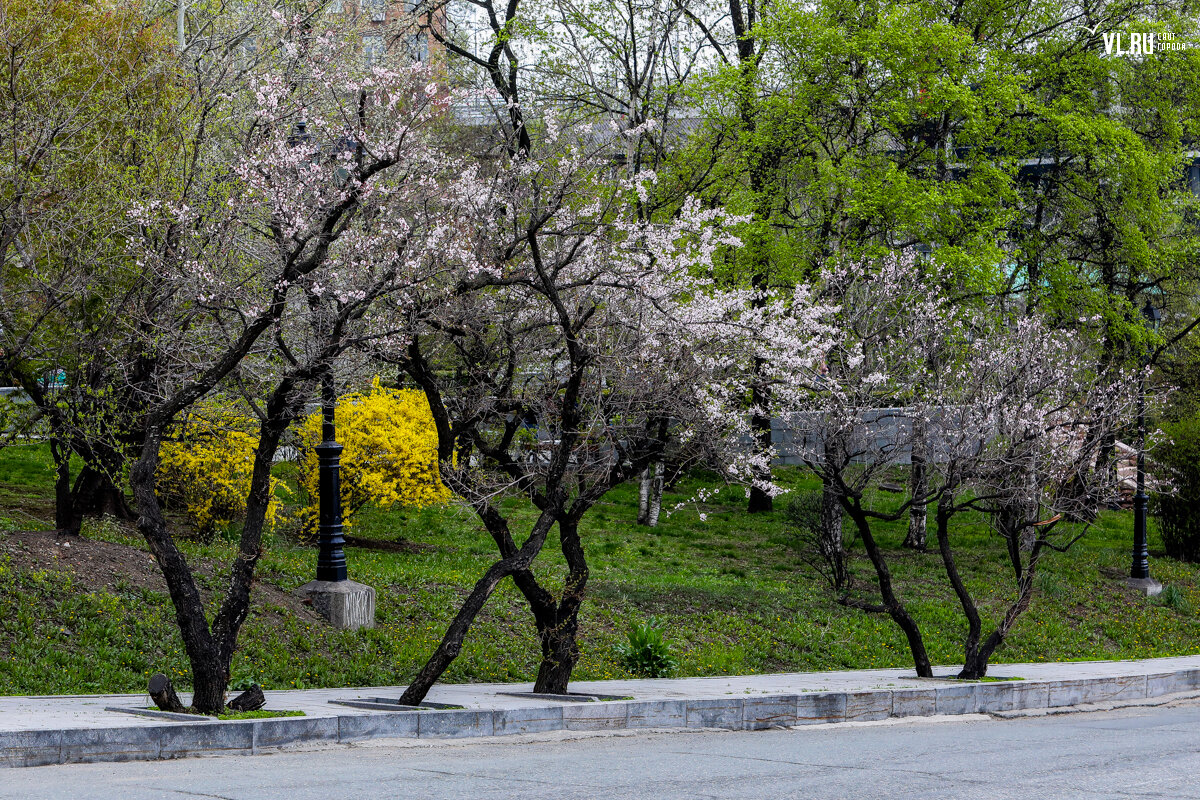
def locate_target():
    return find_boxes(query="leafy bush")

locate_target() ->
[297,379,449,531]
[1151,417,1200,562]
[784,488,848,590]
[1152,584,1192,615]
[616,616,678,678]
[157,407,282,537]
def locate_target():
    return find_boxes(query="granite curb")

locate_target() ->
[4,666,1200,767]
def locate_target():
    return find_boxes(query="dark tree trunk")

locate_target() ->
[821,435,846,590]
[932,489,985,678]
[532,515,588,694]
[66,465,135,534]
[50,434,73,533]
[904,417,928,550]
[399,510,558,706]
[131,426,228,715]
[148,672,187,714]
[228,684,266,712]
[747,376,774,514]
[845,500,932,677]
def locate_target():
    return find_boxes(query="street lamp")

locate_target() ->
[288,121,373,628]
[1130,298,1162,583]
[316,371,348,582]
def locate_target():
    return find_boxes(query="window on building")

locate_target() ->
[406,33,429,62]
[327,0,344,12]
[366,0,387,22]
[363,34,386,66]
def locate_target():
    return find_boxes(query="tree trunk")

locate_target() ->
[66,465,134,534]
[646,463,663,527]
[638,466,652,524]
[399,510,558,706]
[747,375,774,513]
[148,673,187,714]
[130,426,228,716]
[532,613,582,694]
[904,416,928,550]
[50,434,73,533]
[845,500,932,677]
[228,684,265,712]
[190,662,229,716]
[821,436,846,590]
[531,515,588,694]
[932,489,985,678]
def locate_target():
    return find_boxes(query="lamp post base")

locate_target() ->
[1124,576,1163,597]
[296,580,376,630]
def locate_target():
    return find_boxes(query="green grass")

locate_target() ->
[1,444,1198,696]
[216,709,304,720]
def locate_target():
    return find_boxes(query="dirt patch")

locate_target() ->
[0,529,321,622]
[342,534,437,554]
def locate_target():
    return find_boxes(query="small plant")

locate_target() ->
[616,616,678,678]
[1152,584,1192,615]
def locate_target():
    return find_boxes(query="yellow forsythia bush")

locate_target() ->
[298,379,450,530]
[157,408,282,537]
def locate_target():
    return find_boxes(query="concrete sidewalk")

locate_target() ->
[3,655,1200,767]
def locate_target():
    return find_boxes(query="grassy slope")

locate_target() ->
[0,444,1197,695]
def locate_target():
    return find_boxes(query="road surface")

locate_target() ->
[6,701,1200,799]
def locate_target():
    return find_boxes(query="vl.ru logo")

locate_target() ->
[1081,24,1191,56]
[1101,30,1156,55]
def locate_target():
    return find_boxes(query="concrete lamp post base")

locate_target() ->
[1125,576,1163,597]
[296,580,376,630]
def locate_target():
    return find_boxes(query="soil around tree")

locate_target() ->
[0,529,322,622]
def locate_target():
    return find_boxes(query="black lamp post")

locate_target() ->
[316,371,348,582]
[288,120,348,584]
[1131,298,1162,581]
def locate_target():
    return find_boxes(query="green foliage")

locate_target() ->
[1152,584,1192,615]
[156,408,283,538]
[297,380,450,532]
[3,447,1200,696]
[784,490,823,539]
[616,617,678,678]
[1151,416,1200,562]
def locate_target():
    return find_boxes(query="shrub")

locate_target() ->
[616,616,678,678]
[157,408,282,537]
[1151,416,1200,563]
[1152,584,1192,615]
[297,379,449,531]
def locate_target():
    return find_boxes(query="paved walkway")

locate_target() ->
[4,655,1199,734]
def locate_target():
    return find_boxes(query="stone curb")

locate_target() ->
[4,667,1200,767]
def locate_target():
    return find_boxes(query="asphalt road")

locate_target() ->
[7,702,1200,800]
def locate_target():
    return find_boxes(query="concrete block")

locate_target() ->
[686,698,745,730]
[1010,681,1050,710]
[844,690,891,722]
[795,693,846,725]
[626,700,686,729]
[743,696,799,730]
[935,685,978,716]
[296,580,375,630]
[563,703,628,731]
[974,681,1015,713]
[1178,669,1200,691]
[493,706,564,736]
[252,716,338,750]
[891,688,937,718]
[0,730,61,768]
[158,722,254,759]
[417,710,493,739]
[338,712,419,741]
[61,726,161,764]
[1048,676,1146,708]
[1145,672,1189,697]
